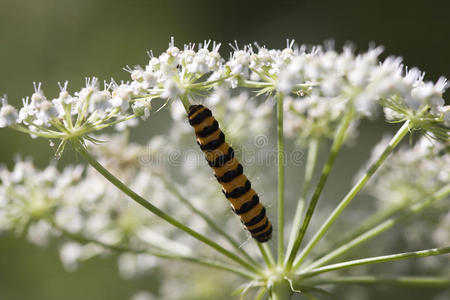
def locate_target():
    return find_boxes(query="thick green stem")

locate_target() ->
[270,279,292,300]
[285,108,354,270]
[277,92,285,264]
[285,138,320,263]
[53,221,255,279]
[74,141,261,275]
[302,184,450,271]
[298,246,450,278]
[302,276,450,288]
[293,121,411,270]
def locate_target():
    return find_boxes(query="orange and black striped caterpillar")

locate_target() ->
[188,104,272,243]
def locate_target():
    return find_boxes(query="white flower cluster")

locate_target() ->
[0,79,151,153]
[244,43,447,121]
[284,94,350,143]
[127,39,448,141]
[274,47,449,141]
[0,158,83,245]
[365,136,449,208]
[129,38,223,100]
[0,154,188,276]
[0,96,18,128]
[1,39,448,150]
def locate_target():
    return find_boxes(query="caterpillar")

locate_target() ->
[187,104,272,243]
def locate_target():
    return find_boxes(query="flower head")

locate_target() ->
[0,96,18,128]
[364,136,449,208]
[2,78,152,157]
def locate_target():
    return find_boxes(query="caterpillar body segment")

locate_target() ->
[188,104,272,243]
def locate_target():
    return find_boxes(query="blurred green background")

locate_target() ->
[0,0,449,299]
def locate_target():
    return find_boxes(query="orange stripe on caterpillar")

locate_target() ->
[188,104,272,243]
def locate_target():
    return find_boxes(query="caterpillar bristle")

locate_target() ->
[187,104,272,243]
